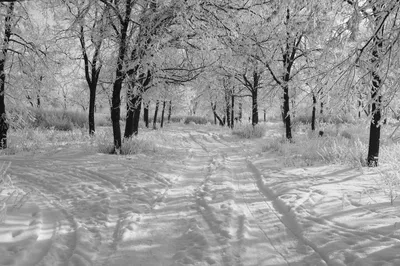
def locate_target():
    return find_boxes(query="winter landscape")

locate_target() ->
[1,121,400,266]
[1,0,400,265]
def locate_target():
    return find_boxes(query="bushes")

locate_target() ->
[31,109,87,131]
[232,124,266,139]
[8,108,113,131]
[94,128,156,155]
[262,127,368,167]
[169,116,185,123]
[95,113,111,127]
[292,114,357,126]
[184,116,213,125]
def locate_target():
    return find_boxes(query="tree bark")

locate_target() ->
[211,102,224,126]
[226,104,230,127]
[231,94,234,129]
[153,100,159,129]
[252,89,258,126]
[367,3,384,167]
[160,101,166,128]
[320,102,324,115]
[88,84,96,135]
[144,101,149,128]
[132,98,142,136]
[238,102,242,122]
[111,0,132,152]
[124,90,142,138]
[0,2,14,149]
[311,93,316,131]
[263,109,266,122]
[37,93,41,108]
[167,100,172,123]
[283,84,292,140]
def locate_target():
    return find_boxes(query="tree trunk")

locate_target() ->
[160,101,166,128]
[0,2,14,149]
[111,0,132,152]
[144,101,149,128]
[231,94,234,129]
[124,87,143,138]
[88,85,96,136]
[283,84,292,140]
[367,4,384,167]
[132,98,142,136]
[37,94,41,108]
[263,109,266,122]
[238,102,242,122]
[252,89,258,126]
[291,98,296,119]
[111,81,122,150]
[225,89,231,128]
[211,102,224,126]
[311,93,316,131]
[153,100,159,130]
[167,100,172,123]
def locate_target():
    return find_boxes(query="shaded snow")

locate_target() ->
[0,123,400,265]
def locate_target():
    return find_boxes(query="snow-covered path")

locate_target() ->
[1,124,400,265]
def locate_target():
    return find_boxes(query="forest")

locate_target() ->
[0,0,397,165]
[1,0,400,265]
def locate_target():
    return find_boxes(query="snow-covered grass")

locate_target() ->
[262,135,365,167]
[95,128,157,155]
[0,128,89,155]
[232,123,267,138]
[0,162,12,224]
[262,122,385,167]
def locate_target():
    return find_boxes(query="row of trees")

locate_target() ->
[0,0,399,166]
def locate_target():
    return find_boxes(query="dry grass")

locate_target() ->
[95,128,157,155]
[0,162,12,224]
[232,124,267,139]
[263,123,369,167]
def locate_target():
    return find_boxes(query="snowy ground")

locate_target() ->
[1,123,400,266]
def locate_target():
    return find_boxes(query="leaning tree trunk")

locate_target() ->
[153,100,159,129]
[0,2,14,149]
[211,102,224,126]
[160,101,166,128]
[311,93,316,131]
[144,101,149,128]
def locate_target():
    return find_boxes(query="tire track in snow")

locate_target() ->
[189,131,244,266]
[194,156,234,266]
[233,168,290,266]
[246,160,335,266]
